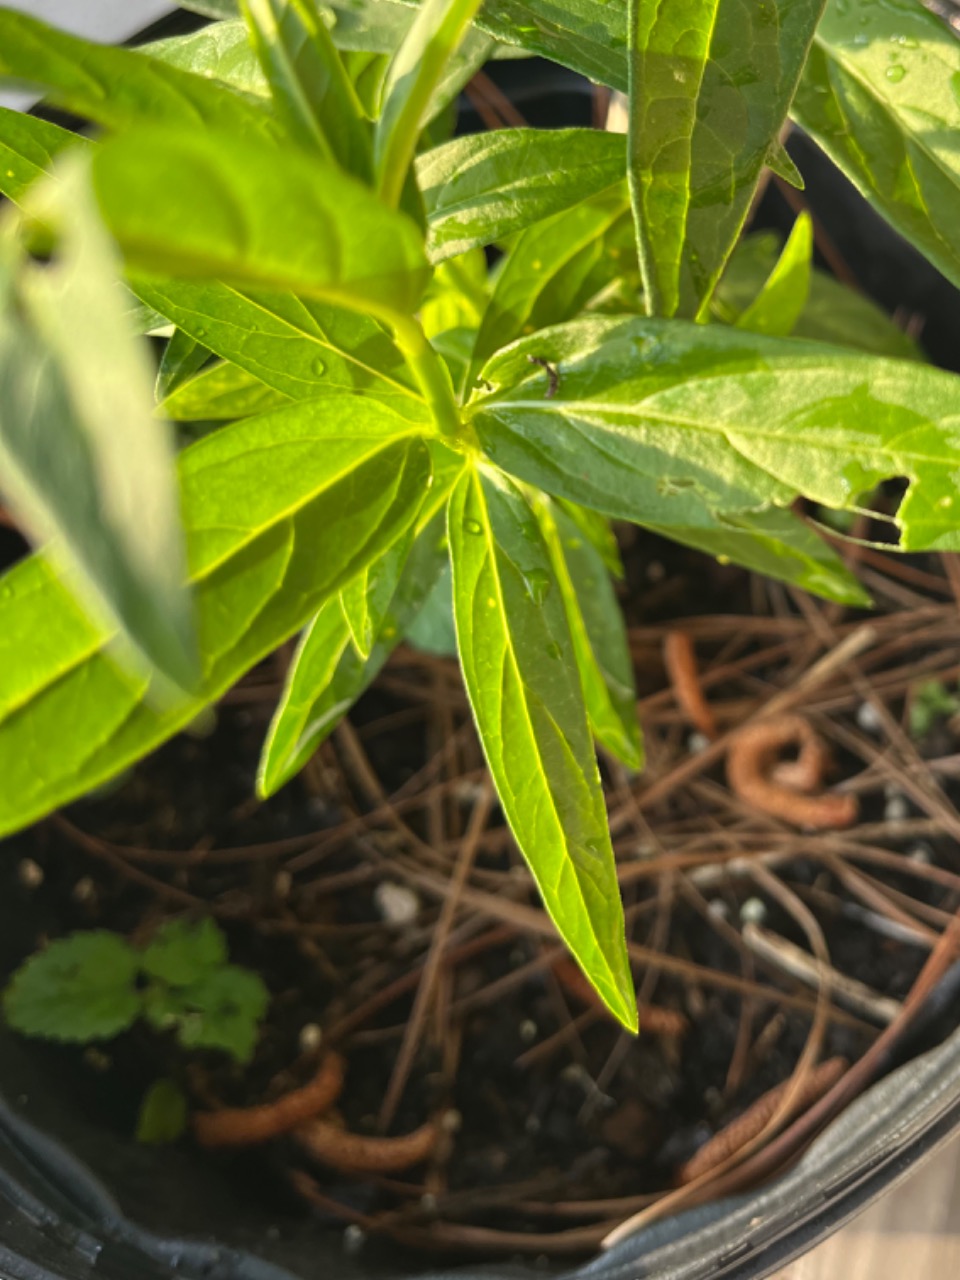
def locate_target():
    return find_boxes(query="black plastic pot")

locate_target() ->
[2,1015,960,1280]
[4,5,960,1279]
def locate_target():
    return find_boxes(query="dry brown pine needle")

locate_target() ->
[296,1116,441,1174]
[663,631,718,740]
[193,1052,345,1148]
[677,1055,848,1184]
[552,957,688,1037]
[726,715,858,829]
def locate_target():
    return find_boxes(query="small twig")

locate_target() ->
[296,1116,441,1174]
[663,631,718,739]
[742,922,901,1025]
[726,714,858,829]
[192,1053,344,1148]
[677,1056,848,1184]
[378,785,493,1130]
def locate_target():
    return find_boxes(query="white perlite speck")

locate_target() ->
[373,881,420,925]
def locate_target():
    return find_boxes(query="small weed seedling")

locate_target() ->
[3,918,269,1063]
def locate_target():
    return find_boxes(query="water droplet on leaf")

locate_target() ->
[885,64,906,82]
[463,518,483,535]
[312,358,326,376]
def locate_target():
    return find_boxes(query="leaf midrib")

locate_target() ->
[481,397,959,472]
[470,469,619,994]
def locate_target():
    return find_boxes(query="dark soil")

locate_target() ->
[2,530,960,1265]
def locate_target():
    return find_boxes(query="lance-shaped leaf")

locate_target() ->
[0,163,197,690]
[156,330,211,403]
[448,464,636,1030]
[240,0,373,178]
[259,518,447,795]
[533,497,642,768]
[0,397,432,838]
[645,507,872,607]
[0,108,86,207]
[374,0,485,208]
[469,185,630,383]
[734,213,813,337]
[138,279,423,413]
[470,315,960,552]
[793,0,960,293]
[340,527,415,658]
[159,361,290,422]
[88,127,429,318]
[418,129,627,262]
[627,0,826,319]
[142,22,269,96]
[0,7,278,140]
[477,0,627,89]
[715,232,921,361]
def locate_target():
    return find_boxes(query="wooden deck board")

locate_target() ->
[773,1137,960,1278]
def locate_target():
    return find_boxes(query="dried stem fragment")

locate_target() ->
[193,1053,344,1148]
[677,1056,848,1184]
[663,632,717,740]
[726,714,858,829]
[742,922,901,1024]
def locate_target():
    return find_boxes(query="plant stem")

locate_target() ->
[391,313,462,442]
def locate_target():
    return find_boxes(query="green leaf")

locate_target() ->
[142,21,268,96]
[2,163,197,690]
[420,250,488,342]
[735,212,813,337]
[405,559,457,654]
[340,528,414,658]
[0,8,278,140]
[557,500,624,580]
[141,918,228,987]
[909,678,960,739]
[0,107,86,207]
[448,464,636,1030]
[3,932,141,1043]
[240,0,373,179]
[793,0,960,292]
[88,127,429,319]
[715,232,921,360]
[138,280,423,412]
[0,397,432,838]
[765,141,805,191]
[342,48,391,116]
[259,517,447,795]
[470,185,630,383]
[136,1079,188,1146]
[159,360,291,422]
[156,330,211,403]
[470,315,960,552]
[374,0,485,208]
[534,497,642,769]
[476,0,627,89]
[170,966,269,1063]
[418,129,627,262]
[626,0,826,319]
[645,506,872,606]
